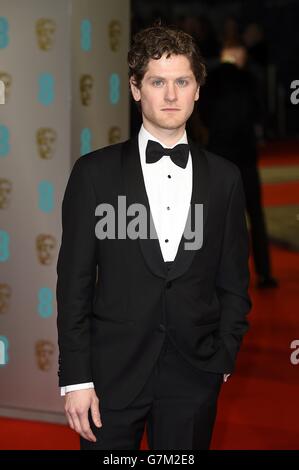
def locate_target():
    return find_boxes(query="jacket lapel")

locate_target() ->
[121,136,210,281]
[168,138,210,281]
[122,136,167,279]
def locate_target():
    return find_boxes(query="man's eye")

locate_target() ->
[177,79,187,86]
[153,80,163,87]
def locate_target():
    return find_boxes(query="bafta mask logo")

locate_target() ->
[36,128,57,160]
[36,18,56,51]
[36,234,56,265]
[0,283,11,315]
[0,178,12,209]
[80,74,93,106]
[108,126,121,144]
[0,72,12,102]
[108,20,121,52]
[35,340,54,371]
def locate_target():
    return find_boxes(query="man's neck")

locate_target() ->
[142,121,186,148]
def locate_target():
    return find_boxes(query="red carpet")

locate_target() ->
[258,140,299,167]
[211,246,299,449]
[263,182,299,206]
[1,141,298,450]
[0,418,79,450]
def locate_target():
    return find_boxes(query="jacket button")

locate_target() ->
[159,323,166,331]
[166,281,172,289]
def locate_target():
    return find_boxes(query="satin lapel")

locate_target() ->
[121,137,167,279]
[167,138,210,282]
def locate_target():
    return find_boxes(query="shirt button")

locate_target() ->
[165,239,169,243]
[166,281,172,289]
[166,206,170,210]
[168,174,171,179]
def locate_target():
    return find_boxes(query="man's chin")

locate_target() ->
[157,119,186,131]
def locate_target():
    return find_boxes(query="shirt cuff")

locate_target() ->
[60,382,95,396]
[223,374,231,383]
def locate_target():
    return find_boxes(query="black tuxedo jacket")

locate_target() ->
[56,136,251,409]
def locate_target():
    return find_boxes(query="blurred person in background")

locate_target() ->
[199,41,278,289]
[243,22,268,141]
[179,14,220,66]
[220,16,241,49]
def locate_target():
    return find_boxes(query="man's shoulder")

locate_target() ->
[203,148,241,182]
[71,140,128,176]
[79,141,124,165]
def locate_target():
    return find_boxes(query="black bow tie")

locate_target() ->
[145,140,189,169]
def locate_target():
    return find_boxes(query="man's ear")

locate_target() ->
[195,85,200,101]
[130,77,141,102]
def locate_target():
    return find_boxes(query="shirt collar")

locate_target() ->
[139,123,188,149]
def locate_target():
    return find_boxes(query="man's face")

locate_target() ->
[130,54,199,133]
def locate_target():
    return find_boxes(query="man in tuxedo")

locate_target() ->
[56,24,251,450]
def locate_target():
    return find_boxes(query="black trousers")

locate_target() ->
[240,165,272,278]
[207,140,272,279]
[80,333,223,450]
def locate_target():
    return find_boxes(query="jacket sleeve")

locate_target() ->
[56,157,97,386]
[216,168,252,366]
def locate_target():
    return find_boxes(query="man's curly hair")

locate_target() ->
[128,23,207,89]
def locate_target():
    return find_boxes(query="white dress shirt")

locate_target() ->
[139,124,192,261]
[61,124,228,396]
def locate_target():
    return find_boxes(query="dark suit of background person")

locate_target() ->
[199,56,278,289]
[56,126,252,449]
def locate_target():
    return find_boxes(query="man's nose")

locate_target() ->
[164,83,177,101]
